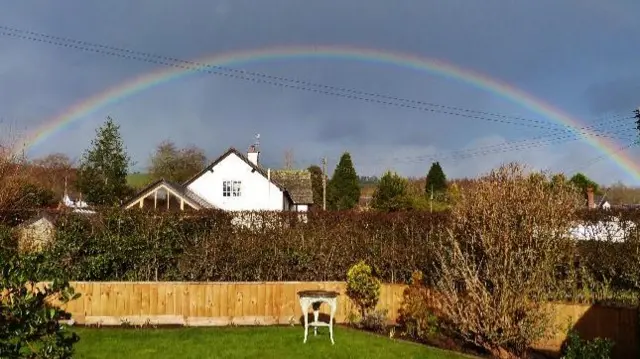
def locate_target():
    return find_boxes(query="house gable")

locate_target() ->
[185,148,291,211]
[122,179,213,211]
[183,147,287,191]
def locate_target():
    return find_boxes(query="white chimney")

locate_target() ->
[247,145,260,166]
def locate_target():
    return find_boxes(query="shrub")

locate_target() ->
[346,260,382,317]
[358,309,389,333]
[397,270,439,341]
[434,163,583,358]
[560,330,614,359]
[370,171,413,212]
[0,255,80,358]
[0,224,16,258]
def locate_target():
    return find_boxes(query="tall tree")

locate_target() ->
[569,172,599,196]
[148,140,207,183]
[371,171,412,212]
[307,165,324,207]
[75,117,132,206]
[425,162,447,197]
[327,152,360,210]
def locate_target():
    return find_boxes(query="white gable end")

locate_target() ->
[186,152,286,211]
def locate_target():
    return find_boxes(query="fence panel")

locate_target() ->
[55,282,636,358]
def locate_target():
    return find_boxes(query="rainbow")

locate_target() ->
[22,45,640,181]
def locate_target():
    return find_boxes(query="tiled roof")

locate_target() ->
[271,170,314,204]
[17,210,61,228]
[165,180,215,209]
[17,207,95,228]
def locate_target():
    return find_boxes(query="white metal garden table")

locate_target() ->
[297,290,340,345]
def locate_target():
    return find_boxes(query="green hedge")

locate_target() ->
[22,209,448,284]
[4,208,640,306]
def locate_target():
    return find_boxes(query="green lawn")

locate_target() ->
[72,326,474,359]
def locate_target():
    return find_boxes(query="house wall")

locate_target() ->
[569,218,634,242]
[187,153,285,211]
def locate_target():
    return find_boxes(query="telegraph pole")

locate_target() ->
[430,184,433,213]
[322,157,327,211]
[635,107,640,140]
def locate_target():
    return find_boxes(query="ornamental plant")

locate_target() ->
[397,270,439,341]
[346,260,381,317]
[560,330,614,359]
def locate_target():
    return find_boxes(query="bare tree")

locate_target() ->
[0,123,31,210]
[148,140,207,183]
[29,153,77,199]
[434,163,581,358]
[284,149,294,170]
[32,153,75,170]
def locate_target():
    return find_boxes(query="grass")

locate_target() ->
[72,326,474,359]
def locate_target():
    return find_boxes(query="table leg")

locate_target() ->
[329,300,337,345]
[313,303,320,336]
[300,299,310,343]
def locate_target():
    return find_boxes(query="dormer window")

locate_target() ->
[223,180,242,197]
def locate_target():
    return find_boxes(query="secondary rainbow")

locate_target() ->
[23,45,640,181]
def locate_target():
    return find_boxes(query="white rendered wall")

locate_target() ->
[186,153,285,211]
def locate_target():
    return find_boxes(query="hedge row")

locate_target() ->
[2,208,640,305]
[4,209,449,284]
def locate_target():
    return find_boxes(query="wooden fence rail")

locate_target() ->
[56,282,637,358]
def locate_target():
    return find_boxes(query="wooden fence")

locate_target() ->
[58,282,638,358]
[61,281,405,327]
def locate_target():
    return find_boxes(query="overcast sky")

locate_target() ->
[1,1,639,184]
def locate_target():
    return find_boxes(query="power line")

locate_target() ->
[361,118,636,165]
[0,24,633,135]
[562,141,637,175]
[390,135,628,165]
[3,24,636,169]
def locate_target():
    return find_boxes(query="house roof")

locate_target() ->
[17,211,60,228]
[122,178,215,209]
[16,208,94,228]
[610,204,640,210]
[270,170,314,204]
[181,147,293,201]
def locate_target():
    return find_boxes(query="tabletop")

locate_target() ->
[297,290,340,298]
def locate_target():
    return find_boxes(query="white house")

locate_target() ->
[122,146,314,212]
[569,218,634,242]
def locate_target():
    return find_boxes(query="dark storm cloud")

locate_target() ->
[584,78,640,115]
[0,0,639,184]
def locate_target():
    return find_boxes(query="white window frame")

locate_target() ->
[223,180,242,197]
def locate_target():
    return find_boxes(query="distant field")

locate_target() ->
[127,173,152,189]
